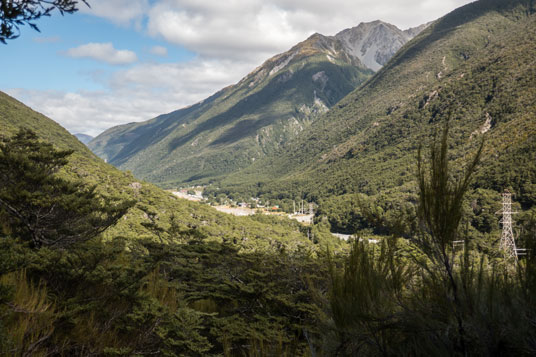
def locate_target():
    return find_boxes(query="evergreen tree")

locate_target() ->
[0,129,131,248]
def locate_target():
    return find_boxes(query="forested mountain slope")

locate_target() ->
[89,21,424,187]
[0,91,346,355]
[217,0,536,216]
[0,91,336,252]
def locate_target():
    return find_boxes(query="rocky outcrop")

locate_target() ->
[335,20,428,71]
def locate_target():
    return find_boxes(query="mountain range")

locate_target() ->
[214,0,536,211]
[88,20,426,187]
[6,0,535,236]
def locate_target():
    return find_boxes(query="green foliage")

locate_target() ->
[0,269,56,356]
[0,234,330,355]
[414,121,482,354]
[0,129,132,248]
[0,0,89,43]
[141,239,328,355]
[416,122,483,267]
[328,239,410,355]
[316,191,418,237]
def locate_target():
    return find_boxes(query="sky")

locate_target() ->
[1,0,475,137]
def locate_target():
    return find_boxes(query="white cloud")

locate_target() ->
[145,0,475,62]
[7,87,178,137]
[65,42,138,65]
[79,0,149,26]
[150,45,168,56]
[6,58,254,136]
[147,1,304,62]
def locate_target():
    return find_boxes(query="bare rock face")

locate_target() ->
[335,21,428,71]
[403,23,430,38]
[249,20,427,81]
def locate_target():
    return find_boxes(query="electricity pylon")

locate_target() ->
[497,190,518,260]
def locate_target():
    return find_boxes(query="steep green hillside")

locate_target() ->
[89,33,374,186]
[0,91,340,252]
[0,92,343,355]
[216,0,536,218]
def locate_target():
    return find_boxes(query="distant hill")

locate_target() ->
[215,0,536,217]
[74,133,93,145]
[89,21,424,187]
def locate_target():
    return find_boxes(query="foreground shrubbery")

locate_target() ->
[327,237,536,356]
[326,125,536,355]
[0,237,329,355]
[0,130,328,355]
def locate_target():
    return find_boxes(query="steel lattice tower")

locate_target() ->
[498,191,518,260]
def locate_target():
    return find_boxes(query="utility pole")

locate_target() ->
[497,190,518,261]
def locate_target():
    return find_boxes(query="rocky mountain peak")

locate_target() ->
[241,32,365,88]
[241,19,426,86]
[89,18,428,186]
[335,20,427,71]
